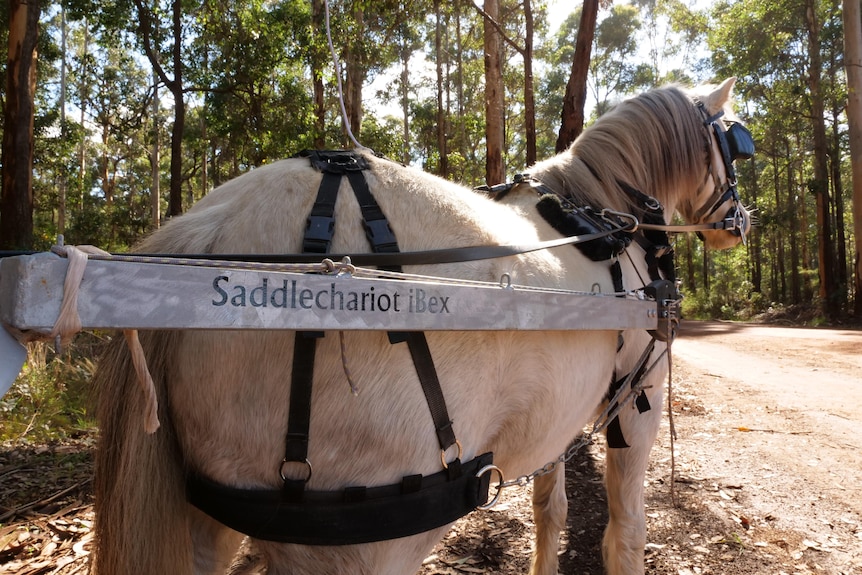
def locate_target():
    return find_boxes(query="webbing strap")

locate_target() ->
[346,170,400,259]
[187,452,493,545]
[283,333,317,496]
[298,150,459,461]
[303,172,340,254]
[606,339,655,449]
[405,332,457,453]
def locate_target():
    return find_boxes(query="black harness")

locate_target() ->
[489,173,678,450]
[187,150,492,545]
[187,148,698,542]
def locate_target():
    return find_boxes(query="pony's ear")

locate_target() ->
[701,77,737,116]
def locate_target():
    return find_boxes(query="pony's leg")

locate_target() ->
[530,464,566,575]
[602,382,664,575]
[190,506,245,575]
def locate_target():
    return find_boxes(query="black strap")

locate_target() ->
[188,452,493,545]
[346,170,399,258]
[303,172,340,254]
[283,332,319,496]
[405,332,457,454]
[606,339,655,449]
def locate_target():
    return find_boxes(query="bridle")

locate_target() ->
[636,101,754,244]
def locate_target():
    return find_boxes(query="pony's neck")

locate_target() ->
[529,152,679,226]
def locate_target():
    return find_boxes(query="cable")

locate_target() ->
[324,0,367,150]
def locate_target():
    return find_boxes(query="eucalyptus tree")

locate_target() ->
[1,0,41,249]
[589,4,644,116]
[710,0,849,317]
[844,0,862,316]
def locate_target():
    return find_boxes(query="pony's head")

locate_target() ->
[683,77,754,249]
[541,77,753,251]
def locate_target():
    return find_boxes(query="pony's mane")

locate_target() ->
[531,85,713,215]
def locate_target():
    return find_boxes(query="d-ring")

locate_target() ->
[279,458,313,483]
[440,440,463,469]
[475,464,505,510]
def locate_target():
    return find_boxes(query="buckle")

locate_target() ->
[363,218,398,253]
[303,215,335,253]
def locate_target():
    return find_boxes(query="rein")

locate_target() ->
[114,222,639,268]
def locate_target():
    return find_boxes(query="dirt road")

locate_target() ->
[659,320,862,574]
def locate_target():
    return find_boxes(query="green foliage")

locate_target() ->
[0,340,100,443]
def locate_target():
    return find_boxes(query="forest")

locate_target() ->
[0,0,861,324]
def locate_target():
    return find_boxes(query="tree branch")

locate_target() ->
[469,3,525,55]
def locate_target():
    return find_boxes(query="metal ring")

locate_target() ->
[475,464,505,510]
[440,439,463,469]
[279,458,313,483]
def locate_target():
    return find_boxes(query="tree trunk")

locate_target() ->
[843,0,862,318]
[483,0,504,185]
[805,0,836,316]
[523,0,536,166]
[1,0,39,250]
[435,0,448,177]
[343,3,365,144]
[77,21,89,211]
[59,4,67,236]
[400,42,411,165]
[168,0,184,216]
[556,0,597,153]
[151,70,160,230]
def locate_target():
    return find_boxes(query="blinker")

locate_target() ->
[726,122,754,161]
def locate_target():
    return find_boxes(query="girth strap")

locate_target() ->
[188,452,493,545]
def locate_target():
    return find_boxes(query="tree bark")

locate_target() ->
[151,69,161,230]
[483,0,504,185]
[804,0,836,316]
[1,0,40,250]
[556,0,597,153]
[59,4,67,236]
[843,0,862,318]
[523,0,536,166]
[343,3,365,144]
[435,0,448,176]
[136,0,185,217]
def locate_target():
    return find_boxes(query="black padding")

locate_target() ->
[535,195,630,262]
[187,452,493,545]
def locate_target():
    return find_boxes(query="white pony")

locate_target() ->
[92,78,750,575]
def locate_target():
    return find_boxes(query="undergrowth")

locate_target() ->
[0,334,105,444]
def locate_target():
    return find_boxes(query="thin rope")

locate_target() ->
[339,330,360,395]
[667,338,678,506]
[323,0,367,150]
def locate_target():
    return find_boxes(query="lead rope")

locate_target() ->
[667,337,678,506]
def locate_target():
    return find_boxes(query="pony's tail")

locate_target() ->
[92,331,193,574]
